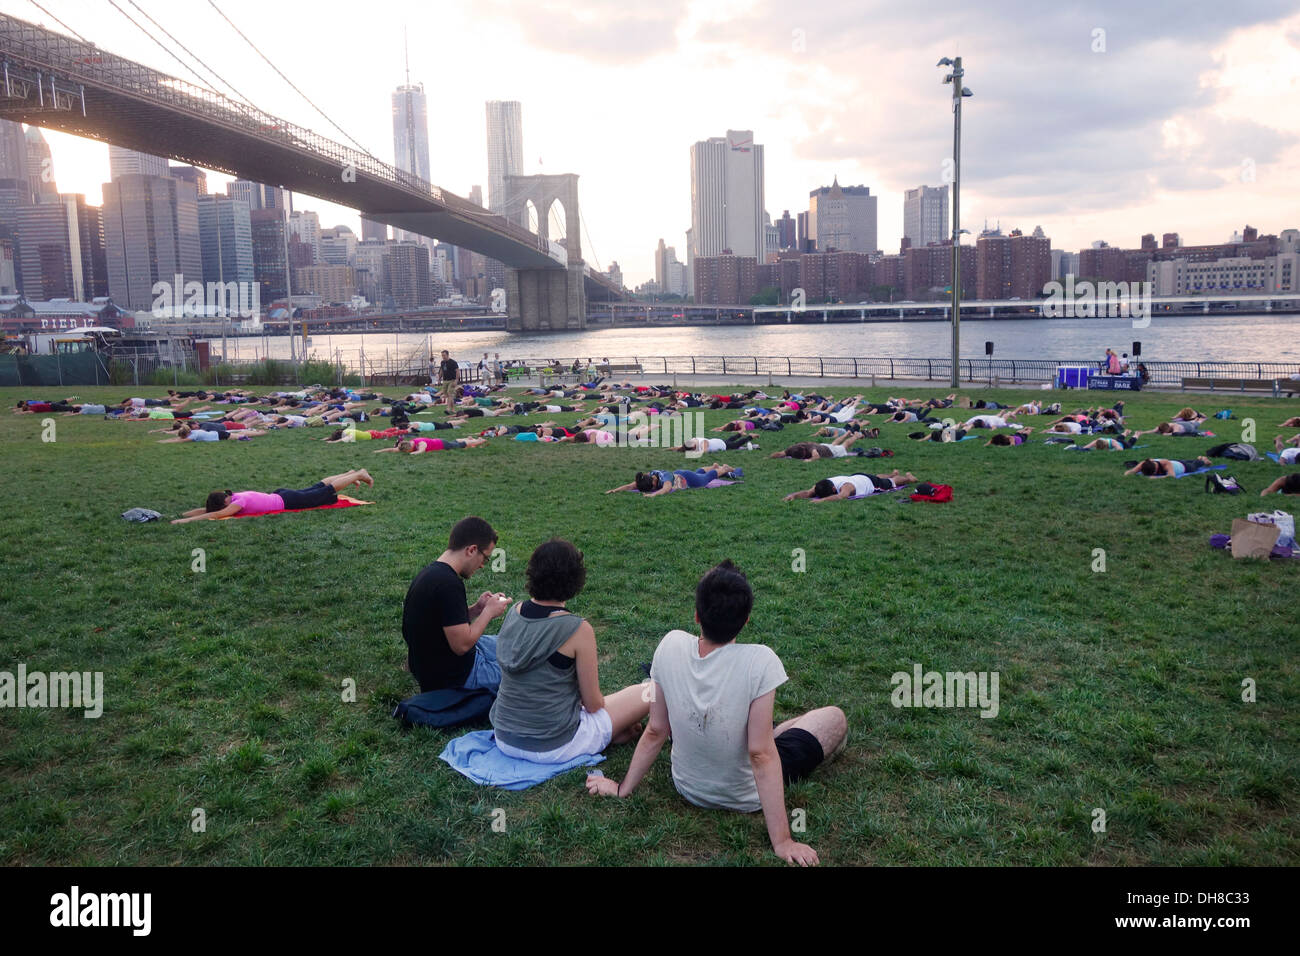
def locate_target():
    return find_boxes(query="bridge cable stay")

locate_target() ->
[25,0,88,42]
[579,208,602,272]
[204,0,382,165]
[125,0,258,108]
[104,0,228,95]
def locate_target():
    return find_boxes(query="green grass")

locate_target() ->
[0,384,1297,866]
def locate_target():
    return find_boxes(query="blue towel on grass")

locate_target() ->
[1267,452,1281,463]
[439,730,604,790]
[1174,464,1226,477]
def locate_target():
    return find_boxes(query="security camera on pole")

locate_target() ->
[937,57,973,389]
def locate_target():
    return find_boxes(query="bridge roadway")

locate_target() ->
[0,12,624,306]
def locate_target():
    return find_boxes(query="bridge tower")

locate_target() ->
[501,173,585,331]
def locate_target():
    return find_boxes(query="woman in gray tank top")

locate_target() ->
[489,539,650,763]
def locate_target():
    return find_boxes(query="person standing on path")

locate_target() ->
[438,350,460,412]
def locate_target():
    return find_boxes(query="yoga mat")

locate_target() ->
[1174,465,1226,477]
[220,494,373,519]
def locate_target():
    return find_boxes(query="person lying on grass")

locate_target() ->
[1123,456,1213,478]
[489,538,650,764]
[156,424,268,442]
[171,469,374,522]
[769,438,861,459]
[1261,473,1300,496]
[669,434,756,453]
[1072,431,1138,451]
[783,470,918,501]
[965,413,1018,429]
[814,423,879,439]
[1132,420,1205,438]
[984,427,1036,446]
[375,436,489,453]
[606,464,741,496]
[323,426,408,443]
[585,559,847,867]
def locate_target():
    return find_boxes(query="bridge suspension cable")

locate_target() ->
[205,0,382,166]
[105,0,228,97]
[125,0,257,108]
[25,0,88,43]
[580,209,602,272]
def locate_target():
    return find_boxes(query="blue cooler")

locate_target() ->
[1057,366,1092,388]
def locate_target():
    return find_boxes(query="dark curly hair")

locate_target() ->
[526,538,587,602]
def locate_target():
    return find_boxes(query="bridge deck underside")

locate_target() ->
[2,87,560,269]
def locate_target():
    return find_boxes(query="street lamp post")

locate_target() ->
[938,57,973,389]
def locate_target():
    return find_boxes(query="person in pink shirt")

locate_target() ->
[171,469,374,523]
[375,436,487,453]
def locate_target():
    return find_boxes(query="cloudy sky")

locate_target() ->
[7,0,1300,285]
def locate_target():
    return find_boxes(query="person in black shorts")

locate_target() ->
[584,559,847,866]
[402,516,512,695]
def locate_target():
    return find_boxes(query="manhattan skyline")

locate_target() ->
[5,0,1298,288]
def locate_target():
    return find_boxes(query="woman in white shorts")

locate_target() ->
[490,539,650,763]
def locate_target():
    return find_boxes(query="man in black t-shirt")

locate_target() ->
[402,516,512,693]
[438,349,460,412]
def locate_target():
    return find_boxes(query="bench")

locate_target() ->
[1181,377,1281,396]
[598,363,644,377]
[539,370,583,387]
[504,366,532,382]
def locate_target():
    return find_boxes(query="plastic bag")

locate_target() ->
[1248,511,1295,548]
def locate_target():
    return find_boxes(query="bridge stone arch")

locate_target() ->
[500,172,585,331]
[502,173,581,264]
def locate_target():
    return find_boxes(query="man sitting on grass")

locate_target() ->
[402,516,512,696]
[585,560,847,866]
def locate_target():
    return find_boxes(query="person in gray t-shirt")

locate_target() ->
[585,560,848,866]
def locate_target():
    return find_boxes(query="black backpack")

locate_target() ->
[1205,474,1244,495]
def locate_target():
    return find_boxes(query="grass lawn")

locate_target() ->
[1,383,1296,866]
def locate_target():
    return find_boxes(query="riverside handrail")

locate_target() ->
[205,351,1300,387]
[496,356,1300,386]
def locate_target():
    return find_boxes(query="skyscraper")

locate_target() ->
[198,195,255,289]
[16,195,86,301]
[807,178,877,254]
[109,146,168,180]
[169,165,208,195]
[393,81,432,249]
[249,208,290,303]
[101,174,202,311]
[227,180,263,212]
[485,101,523,221]
[903,185,949,248]
[776,210,796,250]
[25,127,56,198]
[689,130,765,263]
[289,210,322,264]
[393,83,431,185]
[0,120,29,199]
[361,217,388,242]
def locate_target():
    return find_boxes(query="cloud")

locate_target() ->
[479,0,689,64]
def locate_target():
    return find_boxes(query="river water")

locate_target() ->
[207,312,1298,367]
